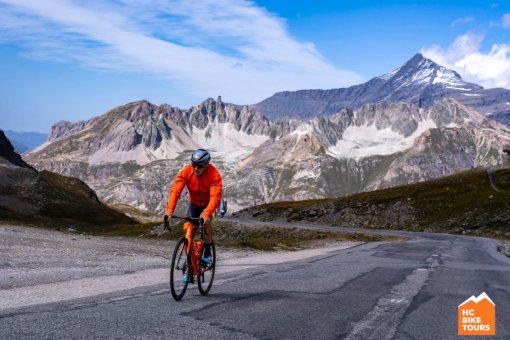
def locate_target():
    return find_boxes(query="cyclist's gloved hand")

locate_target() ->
[200,214,211,226]
[163,214,171,231]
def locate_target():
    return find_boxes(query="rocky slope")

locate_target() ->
[26,97,276,213]
[252,53,510,125]
[0,130,36,170]
[236,168,510,239]
[32,97,272,166]
[229,99,510,204]
[0,130,137,227]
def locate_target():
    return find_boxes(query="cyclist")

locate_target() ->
[219,198,227,218]
[164,149,223,264]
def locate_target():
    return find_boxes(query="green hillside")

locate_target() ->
[237,168,510,239]
[0,167,138,229]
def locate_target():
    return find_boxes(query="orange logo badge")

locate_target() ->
[458,292,495,336]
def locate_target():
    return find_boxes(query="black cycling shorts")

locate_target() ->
[186,203,206,219]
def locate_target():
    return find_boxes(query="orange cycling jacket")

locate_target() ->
[166,163,223,217]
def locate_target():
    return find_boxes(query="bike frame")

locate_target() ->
[172,215,205,279]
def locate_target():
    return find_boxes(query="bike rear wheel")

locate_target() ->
[197,241,216,296]
[170,237,191,301]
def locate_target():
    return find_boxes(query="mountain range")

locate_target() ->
[252,53,510,126]
[24,53,510,213]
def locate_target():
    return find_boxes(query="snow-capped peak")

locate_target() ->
[380,53,469,90]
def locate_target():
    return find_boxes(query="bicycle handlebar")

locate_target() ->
[171,215,204,226]
[162,214,205,233]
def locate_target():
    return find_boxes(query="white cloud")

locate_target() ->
[421,33,510,89]
[503,13,510,28]
[450,16,475,28]
[0,0,363,105]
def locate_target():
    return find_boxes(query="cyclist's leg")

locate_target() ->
[204,212,213,243]
[186,203,206,275]
[203,211,215,259]
[197,207,216,294]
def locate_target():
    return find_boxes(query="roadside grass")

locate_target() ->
[2,196,396,251]
[36,201,397,251]
[26,219,398,251]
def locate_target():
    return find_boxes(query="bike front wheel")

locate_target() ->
[170,237,191,301]
[197,241,216,296]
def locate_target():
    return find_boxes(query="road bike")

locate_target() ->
[164,215,216,301]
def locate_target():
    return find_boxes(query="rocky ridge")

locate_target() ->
[252,53,510,125]
[25,96,510,213]
[35,97,273,166]
[232,99,510,203]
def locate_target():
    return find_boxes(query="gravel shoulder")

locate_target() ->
[0,224,360,310]
[0,224,259,290]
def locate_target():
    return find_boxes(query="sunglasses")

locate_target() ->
[192,162,206,169]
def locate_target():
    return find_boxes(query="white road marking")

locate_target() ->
[345,258,434,340]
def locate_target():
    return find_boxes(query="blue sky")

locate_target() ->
[1,0,510,133]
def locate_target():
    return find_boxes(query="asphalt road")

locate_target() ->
[1,223,509,339]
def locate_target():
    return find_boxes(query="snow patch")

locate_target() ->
[445,86,471,91]
[463,93,481,97]
[409,68,434,84]
[378,68,399,80]
[150,139,184,160]
[293,169,317,180]
[328,119,437,160]
[432,68,463,86]
[445,122,461,128]
[193,122,268,164]
[290,123,314,136]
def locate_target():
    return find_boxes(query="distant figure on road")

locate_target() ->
[219,198,227,218]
